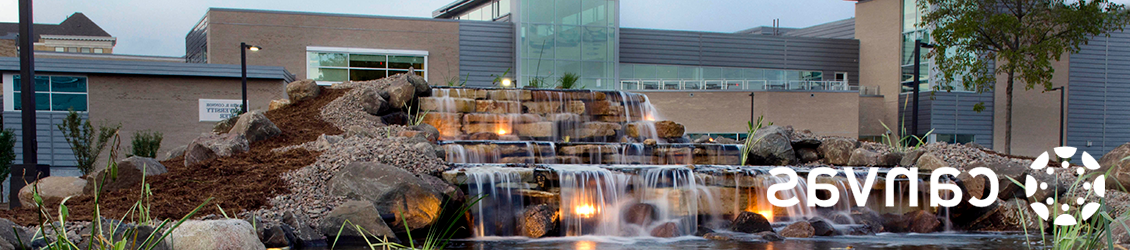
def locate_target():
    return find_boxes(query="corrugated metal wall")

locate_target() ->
[2,111,84,170]
[899,91,995,147]
[458,21,515,87]
[186,15,209,64]
[785,18,856,40]
[619,28,860,85]
[1067,27,1130,159]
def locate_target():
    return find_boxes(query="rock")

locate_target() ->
[565,100,585,114]
[329,162,442,232]
[817,138,858,165]
[169,219,265,250]
[417,173,465,202]
[381,112,411,126]
[901,149,925,166]
[269,99,291,111]
[261,224,297,249]
[516,122,554,137]
[0,218,31,249]
[469,132,500,140]
[744,125,796,165]
[715,137,740,144]
[1111,216,1130,244]
[847,148,881,166]
[314,134,344,151]
[694,226,715,237]
[703,232,768,242]
[359,87,390,115]
[967,198,1040,231]
[419,97,475,113]
[915,152,948,171]
[84,156,167,195]
[320,200,398,243]
[623,203,657,226]
[412,123,440,142]
[1099,142,1130,191]
[282,211,325,247]
[796,148,820,163]
[880,213,908,233]
[286,79,321,102]
[650,222,682,238]
[778,221,814,238]
[406,71,431,97]
[730,211,773,234]
[643,139,657,146]
[519,204,558,238]
[386,78,417,109]
[792,138,823,148]
[163,145,187,161]
[228,110,281,143]
[850,208,884,233]
[757,231,785,241]
[655,121,685,138]
[809,219,836,236]
[879,152,903,167]
[184,133,249,166]
[18,176,86,207]
[904,210,941,233]
[578,122,621,138]
[212,116,239,134]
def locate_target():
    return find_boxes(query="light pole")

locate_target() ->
[240,42,261,113]
[912,39,934,137]
[1050,86,1065,147]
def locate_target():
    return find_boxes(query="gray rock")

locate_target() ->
[809,218,837,236]
[386,78,416,110]
[319,200,398,243]
[520,204,557,238]
[286,79,321,102]
[792,138,823,148]
[879,152,903,167]
[847,148,881,166]
[623,203,657,226]
[329,162,442,232]
[412,123,440,142]
[796,148,819,163]
[359,87,389,116]
[261,223,297,249]
[184,133,249,167]
[163,145,187,161]
[778,221,813,238]
[817,138,858,165]
[1099,142,1130,191]
[703,232,768,242]
[967,198,1040,232]
[744,125,796,165]
[84,156,168,195]
[757,231,785,241]
[900,149,925,167]
[169,219,265,250]
[0,218,31,249]
[18,176,86,207]
[282,211,325,247]
[229,110,281,143]
[650,222,682,238]
[314,134,344,151]
[915,152,949,171]
[405,69,431,97]
[730,211,773,234]
[904,210,941,233]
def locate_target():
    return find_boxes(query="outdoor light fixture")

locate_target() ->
[911,39,935,138]
[241,42,262,113]
[501,78,512,88]
[1050,86,1066,147]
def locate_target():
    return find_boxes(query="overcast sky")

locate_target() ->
[7,0,1120,57]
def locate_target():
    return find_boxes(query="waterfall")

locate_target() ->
[553,165,631,236]
[464,167,530,237]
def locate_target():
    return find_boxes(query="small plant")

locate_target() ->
[557,72,582,89]
[491,68,512,87]
[526,76,551,89]
[879,120,934,153]
[130,130,163,158]
[446,73,469,87]
[740,116,772,166]
[334,195,485,250]
[57,108,120,175]
[405,104,430,127]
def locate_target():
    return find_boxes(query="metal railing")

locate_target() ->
[620,79,851,91]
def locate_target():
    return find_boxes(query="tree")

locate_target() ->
[57,109,120,175]
[919,0,1130,153]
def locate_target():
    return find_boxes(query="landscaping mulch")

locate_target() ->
[0,88,346,226]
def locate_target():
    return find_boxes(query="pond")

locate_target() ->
[437,232,1039,250]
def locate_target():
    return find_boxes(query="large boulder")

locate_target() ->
[900,149,925,167]
[0,218,32,249]
[319,200,397,243]
[169,219,264,250]
[163,145,187,161]
[259,223,297,249]
[329,162,442,232]
[268,99,291,111]
[386,79,417,109]
[84,156,167,195]
[847,148,881,166]
[1099,142,1130,191]
[229,110,281,143]
[18,176,86,207]
[359,87,390,116]
[967,198,1040,231]
[730,211,773,233]
[904,210,941,233]
[405,69,431,97]
[809,218,837,236]
[286,79,321,102]
[623,203,657,226]
[744,126,796,165]
[817,138,858,165]
[184,133,249,167]
[282,211,325,247]
[655,121,685,138]
[519,204,558,238]
[914,152,948,171]
[796,148,820,163]
[778,221,814,238]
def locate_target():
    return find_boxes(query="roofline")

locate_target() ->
[39,35,117,42]
[432,0,492,18]
[207,7,460,23]
[34,51,184,62]
[0,57,294,82]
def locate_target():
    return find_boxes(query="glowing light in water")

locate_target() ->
[497,127,509,135]
[574,204,597,218]
[575,241,596,250]
[644,114,655,121]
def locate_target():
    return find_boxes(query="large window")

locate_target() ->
[619,63,839,91]
[519,0,617,89]
[307,48,427,84]
[10,75,88,111]
[456,0,511,21]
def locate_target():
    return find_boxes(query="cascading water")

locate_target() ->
[553,165,631,236]
[463,167,530,237]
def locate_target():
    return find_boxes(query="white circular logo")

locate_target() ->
[1024,147,1105,226]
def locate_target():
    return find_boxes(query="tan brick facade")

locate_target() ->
[854,0,903,137]
[203,9,461,85]
[645,91,860,138]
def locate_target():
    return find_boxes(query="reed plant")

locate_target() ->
[740,116,771,166]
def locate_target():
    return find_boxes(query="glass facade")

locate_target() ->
[519,0,617,89]
[619,63,839,91]
[900,0,930,93]
[307,51,425,83]
[455,0,512,21]
[13,75,88,111]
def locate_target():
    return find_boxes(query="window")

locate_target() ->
[81,48,92,53]
[55,47,64,52]
[835,72,848,82]
[933,134,975,144]
[94,48,103,53]
[11,75,88,111]
[67,47,78,52]
[307,48,427,83]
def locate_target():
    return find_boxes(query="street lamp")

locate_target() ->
[1049,86,1066,147]
[240,42,262,113]
[912,39,935,138]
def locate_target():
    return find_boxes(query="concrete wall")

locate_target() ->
[203,9,461,85]
[859,95,887,137]
[87,74,285,160]
[994,56,1070,157]
[854,0,902,136]
[643,90,860,138]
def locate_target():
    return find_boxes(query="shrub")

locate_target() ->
[131,130,163,158]
[57,108,120,175]
[0,116,14,203]
[557,72,582,89]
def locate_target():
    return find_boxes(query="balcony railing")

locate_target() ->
[620,79,851,92]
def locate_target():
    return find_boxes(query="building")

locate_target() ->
[0,12,117,56]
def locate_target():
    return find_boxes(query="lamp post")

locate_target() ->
[240,42,261,113]
[912,39,935,137]
[1050,86,1065,147]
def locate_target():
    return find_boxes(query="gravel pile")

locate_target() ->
[256,135,449,223]
[320,78,394,130]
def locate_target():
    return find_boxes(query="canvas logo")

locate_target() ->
[1025,147,1105,226]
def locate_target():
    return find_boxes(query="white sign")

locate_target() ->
[199,99,243,122]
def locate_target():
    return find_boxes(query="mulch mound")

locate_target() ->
[0,88,346,226]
